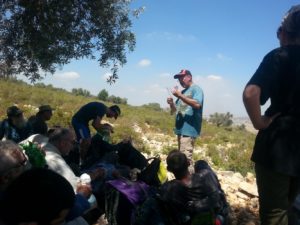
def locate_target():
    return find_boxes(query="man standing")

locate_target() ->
[243,5,300,225]
[167,69,204,165]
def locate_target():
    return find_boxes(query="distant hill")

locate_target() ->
[0,78,256,175]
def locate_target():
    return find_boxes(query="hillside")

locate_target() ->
[0,78,261,224]
[0,78,256,175]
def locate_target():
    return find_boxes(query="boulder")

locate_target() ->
[239,181,258,197]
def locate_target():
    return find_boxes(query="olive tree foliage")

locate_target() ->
[209,112,233,127]
[0,0,144,83]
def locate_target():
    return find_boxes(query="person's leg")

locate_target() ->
[255,163,300,225]
[179,136,195,172]
[177,135,181,151]
[71,119,92,162]
[72,119,91,142]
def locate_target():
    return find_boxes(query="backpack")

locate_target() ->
[117,142,148,170]
[105,178,149,225]
[157,169,229,225]
[187,170,229,225]
[138,157,167,187]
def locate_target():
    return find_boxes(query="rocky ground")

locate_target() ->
[217,171,259,225]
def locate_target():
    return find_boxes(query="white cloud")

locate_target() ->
[193,74,245,116]
[138,59,152,67]
[150,84,160,88]
[207,75,222,81]
[159,72,171,78]
[54,71,80,80]
[128,87,136,92]
[144,83,166,94]
[102,72,112,81]
[216,53,232,61]
[146,32,197,42]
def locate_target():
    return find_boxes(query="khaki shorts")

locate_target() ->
[178,135,195,169]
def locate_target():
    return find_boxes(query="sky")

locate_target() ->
[26,0,300,116]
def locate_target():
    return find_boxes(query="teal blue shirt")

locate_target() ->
[174,84,204,138]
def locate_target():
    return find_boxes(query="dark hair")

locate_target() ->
[282,7,300,40]
[166,150,189,179]
[0,168,75,225]
[48,127,71,144]
[194,160,210,173]
[109,105,121,116]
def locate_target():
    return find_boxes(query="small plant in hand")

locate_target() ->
[20,142,46,168]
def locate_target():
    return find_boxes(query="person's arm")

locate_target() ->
[172,89,201,109]
[167,97,177,115]
[243,85,274,130]
[91,116,102,130]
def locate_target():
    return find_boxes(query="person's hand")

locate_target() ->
[88,168,106,181]
[171,88,182,98]
[167,97,174,105]
[34,142,46,156]
[255,113,281,130]
[112,170,121,178]
[76,184,92,199]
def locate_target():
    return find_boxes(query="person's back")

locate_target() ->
[243,5,300,225]
[250,45,300,175]
[0,168,75,225]
[72,102,107,125]
[150,151,229,225]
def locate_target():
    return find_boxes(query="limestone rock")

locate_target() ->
[239,181,258,197]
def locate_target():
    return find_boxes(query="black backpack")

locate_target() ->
[117,142,148,170]
[138,157,162,187]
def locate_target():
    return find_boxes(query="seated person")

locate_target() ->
[43,127,99,189]
[42,128,103,218]
[28,105,53,135]
[136,151,229,225]
[0,106,31,143]
[165,150,229,225]
[0,168,76,225]
[0,140,29,192]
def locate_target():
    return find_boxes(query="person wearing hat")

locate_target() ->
[71,102,120,157]
[28,105,53,135]
[37,105,53,121]
[243,5,300,225]
[0,106,31,143]
[167,69,204,169]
